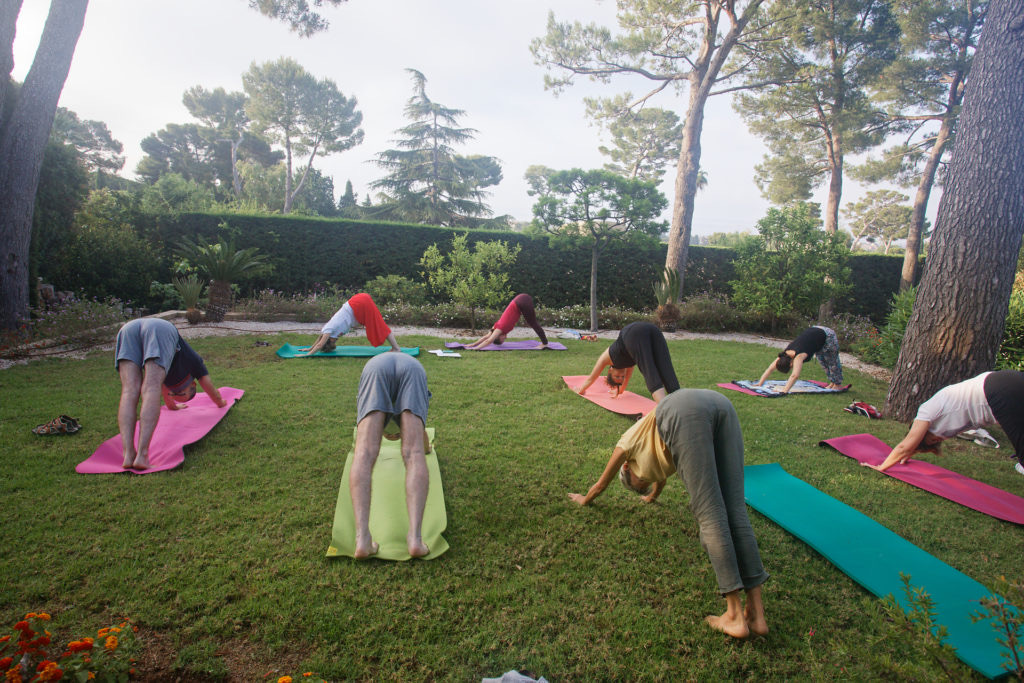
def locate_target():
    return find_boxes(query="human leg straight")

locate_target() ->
[657,390,744,593]
[351,411,385,559]
[399,410,430,558]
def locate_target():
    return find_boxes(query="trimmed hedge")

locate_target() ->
[143,212,911,321]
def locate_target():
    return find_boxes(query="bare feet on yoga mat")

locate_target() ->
[354,539,379,559]
[408,538,430,558]
[131,455,150,470]
[705,613,749,639]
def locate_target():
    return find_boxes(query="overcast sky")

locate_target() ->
[12,1,934,236]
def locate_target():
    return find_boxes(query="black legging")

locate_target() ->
[608,322,680,395]
[984,370,1024,458]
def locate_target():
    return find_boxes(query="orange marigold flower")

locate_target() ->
[88,674,96,680]
[5,669,23,683]
[0,635,9,642]
[12,622,28,632]
[36,614,50,621]
[304,675,313,678]
[119,622,127,628]
[278,677,293,683]
[109,627,121,634]
[24,613,36,620]
[97,628,109,637]
[104,635,118,651]
[68,638,94,653]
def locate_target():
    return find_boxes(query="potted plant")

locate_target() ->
[653,266,682,332]
[173,275,206,324]
[176,229,271,322]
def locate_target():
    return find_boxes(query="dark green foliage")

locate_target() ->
[144,212,907,320]
[853,286,917,368]
[362,274,427,306]
[997,286,1024,371]
[31,140,90,302]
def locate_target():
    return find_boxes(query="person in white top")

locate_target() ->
[869,370,1024,472]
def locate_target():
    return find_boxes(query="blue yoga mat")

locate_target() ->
[744,463,1009,679]
[276,343,419,358]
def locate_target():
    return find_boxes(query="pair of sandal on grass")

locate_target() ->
[32,415,81,435]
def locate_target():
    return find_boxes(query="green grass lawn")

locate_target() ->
[2,332,1022,680]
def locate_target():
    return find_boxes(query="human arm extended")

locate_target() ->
[577,348,613,395]
[568,447,629,506]
[300,333,333,356]
[779,355,806,394]
[384,332,401,352]
[197,375,227,407]
[465,328,503,350]
[866,420,933,472]
[754,359,779,386]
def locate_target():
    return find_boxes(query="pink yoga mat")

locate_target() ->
[445,340,566,351]
[820,433,1024,525]
[77,387,244,475]
[562,375,655,420]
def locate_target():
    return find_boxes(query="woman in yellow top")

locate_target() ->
[568,389,769,639]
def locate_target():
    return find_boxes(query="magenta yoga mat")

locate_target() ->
[820,433,1024,525]
[77,387,244,475]
[445,340,566,351]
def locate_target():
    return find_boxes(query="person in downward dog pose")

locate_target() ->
[753,326,843,394]
[869,370,1024,474]
[576,321,679,403]
[464,293,549,349]
[302,292,400,355]
[568,389,769,638]
[114,318,226,469]
[350,352,433,559]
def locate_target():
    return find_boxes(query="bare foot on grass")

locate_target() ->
[354,540,379,560]
[745,610,769,637]
[706,613,750,639]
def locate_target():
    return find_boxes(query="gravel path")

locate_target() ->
[1,315,891,381]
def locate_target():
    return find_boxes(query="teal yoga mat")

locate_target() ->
[327,427,448,561]
[744,463,1008,679]
[276,343,419,358]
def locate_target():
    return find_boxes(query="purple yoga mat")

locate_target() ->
[445,340,566,351]
[820,433,1024,525]
[77,387,244,474]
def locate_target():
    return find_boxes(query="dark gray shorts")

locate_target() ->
[356,353,430,426]
[114,318,179,372]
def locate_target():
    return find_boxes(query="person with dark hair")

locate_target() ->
[869,370,1024,474]
[576,321,679,403]
[350,352,433,559]
[114,318,226,470]
[464,293,549,349]
[301,292,400,355]
[753,326,843,394]
[568,389,769,639]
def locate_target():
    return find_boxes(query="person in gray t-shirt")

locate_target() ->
[350,353,432,559]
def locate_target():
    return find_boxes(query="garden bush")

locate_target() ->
[853,286,917,368]
[997,277,1024,370]
[362,274,427,306]
[0,294,129,358]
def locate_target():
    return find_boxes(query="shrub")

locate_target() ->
[730,203,851,331]
[853,286,917,368]
[235,288,347,322]
[0,294,129,358]
[997,280,1024,370]
[363,274,427,306]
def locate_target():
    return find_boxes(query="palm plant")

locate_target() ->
[172,274,206,324]
[176,233,271,322]
[653,266,682,331]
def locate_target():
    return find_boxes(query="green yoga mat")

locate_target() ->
[276,343,420,358]
[744,463,1008,679]
[327,427,448,561]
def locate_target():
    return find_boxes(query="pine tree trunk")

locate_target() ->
[0,0,88,330]
[206,280,232,322]
[589,246,599,333]
[885,0,1024,421]
[900,117,952,292]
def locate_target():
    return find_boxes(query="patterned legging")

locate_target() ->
[813,326,843,385]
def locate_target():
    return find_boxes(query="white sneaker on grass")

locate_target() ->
[1015,462,1024,476]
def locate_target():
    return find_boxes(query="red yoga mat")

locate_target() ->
[562,375,656,420]
[77,387,244,475]
[820,433,1024,525]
